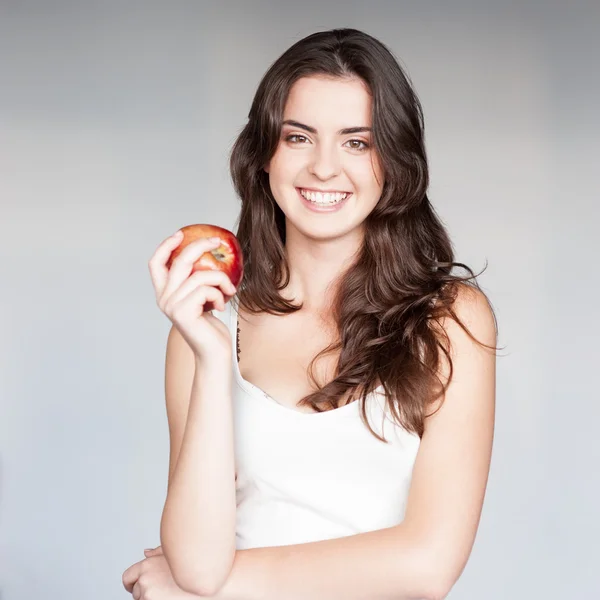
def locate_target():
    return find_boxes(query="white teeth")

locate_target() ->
[299,189,348,204]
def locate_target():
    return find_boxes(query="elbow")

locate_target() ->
[169,560,232,598]
[418,551,459,600]
[422,583,451,600]
[172,574,219,598]
[160,519,236,596]
[161,551,211,597]
[405,538,455,600]
[161,540,235,597]
[417,575,451,600]
[412,577,444,600]
[172,576,213,598]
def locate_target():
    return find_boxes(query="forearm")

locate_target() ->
[161,357,237,597]
[214,524,442,600]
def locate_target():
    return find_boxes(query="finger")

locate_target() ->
[132,580,142,600]
[122,562,142,593]
[169,284,227,322]
[160,237,222,306]
[148,231,185,300]
[163,269,236,310]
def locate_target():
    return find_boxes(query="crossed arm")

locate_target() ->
[167,286,497,600]
[210,524,449,600]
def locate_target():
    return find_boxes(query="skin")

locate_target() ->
[264,75,385,316]
[123,76,496,600]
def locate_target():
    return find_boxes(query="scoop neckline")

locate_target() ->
[229,300,362,419]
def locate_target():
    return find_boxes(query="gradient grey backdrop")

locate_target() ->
[1,1,598,598]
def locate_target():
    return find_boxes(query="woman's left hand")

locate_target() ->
[122,547,193,599]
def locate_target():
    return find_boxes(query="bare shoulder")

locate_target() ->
[447,283,497,339]
[431,283,497,385]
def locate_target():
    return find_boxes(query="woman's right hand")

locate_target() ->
[148,230,237,362]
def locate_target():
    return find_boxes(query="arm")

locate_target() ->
[159,325,237,597]
[211,286,497,600]
[214,526,438,600]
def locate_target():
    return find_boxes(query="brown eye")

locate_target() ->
[285,134,309,144]
[346,139,369,151]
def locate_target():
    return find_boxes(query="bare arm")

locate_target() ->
[208,286,496,600]
[163,324,196,494]
[160,325,237,597]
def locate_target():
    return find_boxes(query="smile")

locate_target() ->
[296,187,352,212]
[297,188,350,204]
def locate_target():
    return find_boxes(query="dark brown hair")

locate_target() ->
[228,28,501,442]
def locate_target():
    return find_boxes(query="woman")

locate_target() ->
[124,28,499,600]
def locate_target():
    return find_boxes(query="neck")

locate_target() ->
[278,223,363,315]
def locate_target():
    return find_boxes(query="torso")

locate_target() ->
[236,305,354,414]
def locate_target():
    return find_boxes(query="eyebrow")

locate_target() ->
[282,119,372,135]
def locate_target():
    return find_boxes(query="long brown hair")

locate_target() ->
[228,28,501,442]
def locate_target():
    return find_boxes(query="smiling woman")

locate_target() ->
[264,76,385,229]
[145,27,500,600]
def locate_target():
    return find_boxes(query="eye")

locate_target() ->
[284,134,370,152]
[285,134,310,144]
[345,139,370,152]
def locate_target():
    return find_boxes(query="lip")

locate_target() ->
[296,187,352,212]
[298,186,352,194]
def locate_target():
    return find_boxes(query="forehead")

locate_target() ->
[283,76,373,129]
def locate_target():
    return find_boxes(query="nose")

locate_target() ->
[308,142,341,180]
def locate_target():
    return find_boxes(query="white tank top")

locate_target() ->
[212,301,421,550]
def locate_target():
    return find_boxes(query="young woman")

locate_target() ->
[124,28,499,600]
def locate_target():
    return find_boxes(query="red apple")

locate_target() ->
[166,223,244,311]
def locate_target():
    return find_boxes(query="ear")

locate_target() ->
[263,161,270,174]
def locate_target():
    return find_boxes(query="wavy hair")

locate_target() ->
[228,28,501,442]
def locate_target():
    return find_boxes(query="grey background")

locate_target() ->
[1,1,598,598]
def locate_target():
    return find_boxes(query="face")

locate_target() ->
[264,75,384,242]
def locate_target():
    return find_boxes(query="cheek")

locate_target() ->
[353,162,383,191]
[270,151,304,182]
[365,153,385,186]
[268,148,287,171]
